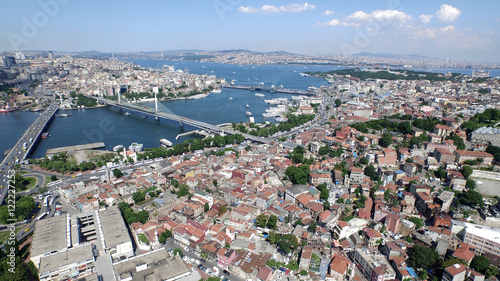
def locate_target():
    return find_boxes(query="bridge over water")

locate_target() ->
[95,96,272,144]
[222,84,315,96]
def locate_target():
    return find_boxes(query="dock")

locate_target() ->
[46,142,105,155]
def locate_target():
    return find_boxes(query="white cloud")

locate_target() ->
[439,25,455,32]
[238,2,316,14]
[342,9,412,27]
[322,9,334,16]
[419,14,433,23]
[435,4,462,22]
[314,19,341,27]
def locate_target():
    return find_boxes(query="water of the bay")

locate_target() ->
[1,60,498,161]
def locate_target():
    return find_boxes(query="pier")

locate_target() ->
[46,142,106,155]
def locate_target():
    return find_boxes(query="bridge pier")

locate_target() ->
[179,122,184,127]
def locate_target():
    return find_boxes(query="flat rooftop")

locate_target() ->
[113,250,189,281]
[31,215,68,258]
[38,244,94,274]
[98,206,132,248]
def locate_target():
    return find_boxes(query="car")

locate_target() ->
[200,258,206,263]
[223,270,230,275]
[25,228,30,232]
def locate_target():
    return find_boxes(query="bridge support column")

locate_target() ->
[179,122,183,127]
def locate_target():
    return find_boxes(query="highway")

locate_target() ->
[0,100,59,205]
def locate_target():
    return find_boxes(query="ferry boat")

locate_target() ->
[113,145,123,152]
[0,104,15,113]
[160,139,173,147]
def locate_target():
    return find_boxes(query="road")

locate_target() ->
[0,100,58,205]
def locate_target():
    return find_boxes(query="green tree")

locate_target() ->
[307,222,317,233]
[471,255,490,274]
[317,183,329,200]
[158,230,172,243]
[256,214,268,228]
[206,277,221,281]
[359,157,368,165]
[434,166,447,180]
[173,248,183,257]
[335,99,342,107]
[407,216,424,229]
[204,202,210,212]
[285,164,310,184]
[318,146,330,156]
[364,165,379,181]
[461,165,473,179]
[323,201,330,210]
[132,190,146,204]
[137,210,149,223]
[176,185,191,198]
[442,256,468,268]
[218,205,227,216]
[466,179,476,190]
[407,244,440,269]
[50,175,57,181]
[113,168,123,178]
[299,270,308,276]
[458,190,484,208]
[379,133,393,148]
[267,215,278,230]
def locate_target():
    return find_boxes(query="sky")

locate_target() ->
[1,0,499,63]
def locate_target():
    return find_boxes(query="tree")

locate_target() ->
[335,99,342,107]
[285,164,310,184]
[137,210,149,223]
[132,190,145,204]
[212,179,218,187]
[434,166,447,180]
[218,205,228,216]
[50,175,57,181]
[176,185,191,198]
[359,157,368,165]
[471,255,490,274]
[206,277,221,281]
[407,216,424,229]
[299,270,308,276]
[466,178,476,190]
[323,201,330,210]
[204,202,210,212]
[459,190,484,208]
[267,215,278,230]
[173,248,183,257]
[486,145,500,163]
[307,222,317,233]
[318,146,330,156]
[461,165,473,179]
[159,230,172,243]
[364,165,379,181]
[113,168,123,178]
[407,244,440,269]
[379,133,393,148]
[442,256,468,268]
[317,183,329,200]
[256,214,268,228]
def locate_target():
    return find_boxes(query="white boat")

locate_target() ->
[113,145,123,152]
[299,73,309,77]
[211,88,222,93]
[246,111,252,116]
[124,112,131,115]
[160,138,173,147]
[229,97,233,100]
[246,104,249,108]
[248,116,255,123]
[255,93,265,97]
[129,142,138,150]
[134,144,144,152]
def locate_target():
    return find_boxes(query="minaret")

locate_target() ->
[118,90,121,103]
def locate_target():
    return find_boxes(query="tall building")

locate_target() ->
[48,51,54,59]
[2,56,16,68]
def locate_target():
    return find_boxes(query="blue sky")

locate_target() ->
[1,0,499,62]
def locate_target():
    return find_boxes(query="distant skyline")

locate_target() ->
[1,0,499,63]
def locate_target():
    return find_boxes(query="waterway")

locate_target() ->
[1,60,499,161]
